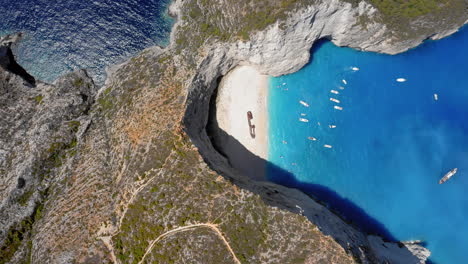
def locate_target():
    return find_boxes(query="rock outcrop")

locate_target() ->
[1,0,467,263]
[182,0,466,263]
[0,34,97,263]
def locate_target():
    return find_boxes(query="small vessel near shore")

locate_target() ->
[299,118,309,123]
[299,100,310,107]
[330,98,340,104]
[439,168,457,184]
[334,106,343,110]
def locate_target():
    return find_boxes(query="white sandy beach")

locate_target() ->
[215,65,268,180]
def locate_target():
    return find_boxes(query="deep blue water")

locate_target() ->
[0,0,173,84]
[269,27,468,263]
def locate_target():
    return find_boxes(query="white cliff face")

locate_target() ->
[223,0,464,77]
[181,0,468,263]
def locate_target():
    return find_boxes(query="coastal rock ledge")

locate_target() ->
[1,0,466,263]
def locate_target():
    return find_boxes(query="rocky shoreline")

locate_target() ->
[181,0,466,262]
[1,0,467,263]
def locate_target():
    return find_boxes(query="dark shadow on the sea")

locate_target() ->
[267,163,398,240]
[305,38,331,66]
[206,77,397,241]
[195,72,428,263]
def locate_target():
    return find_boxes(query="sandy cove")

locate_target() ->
[214,65,268,180]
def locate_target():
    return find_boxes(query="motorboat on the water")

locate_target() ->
[439,168,457,184]
[308,137,317,141]
[396,78,407,82]
[331,90,339,94]
[330,98,340,104]
[324,144,332,148]
[334,106,343,110]
[434,94,438,101]
[299,100,310,107]
[299,118,309,123]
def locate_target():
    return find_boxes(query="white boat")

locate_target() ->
[282,82,286,85]
[308,137,317,141]
[299,118,309,123]
[329,125,336,128]
[334,106,343,110]
[434,94,438,101]
[330,98,340,104]
[324,144,332,149]
[351,67,360,71]
[299,100,310,107]
[396,78,407,82]
[342,79,347,85]
[282,140,288,144]
[301,113,307,116]
[439,168,457,184]
[330,90,339,94]
[339,86,345,90]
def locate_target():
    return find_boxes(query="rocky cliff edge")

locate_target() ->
[1,0,467,263]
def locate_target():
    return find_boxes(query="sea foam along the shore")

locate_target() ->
[214,65,268,180]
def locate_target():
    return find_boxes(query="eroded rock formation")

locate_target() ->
[1,0,466,263]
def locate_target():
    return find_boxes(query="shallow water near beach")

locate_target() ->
[0,0,173,85]
[269,27,468,263]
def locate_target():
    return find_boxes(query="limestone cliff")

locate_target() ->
[1,0,466,263]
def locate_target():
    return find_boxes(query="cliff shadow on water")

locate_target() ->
[204,68,398,241]
[184,64,426,262]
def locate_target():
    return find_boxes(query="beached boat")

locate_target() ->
[324,144,332,148]
[434,93,438,101]
[334,106,343,110]
[439,168,457,184]
[299,100,309,107]
[308,137,317,141]
[396,78,407,82]
[330,98,340,104]
[330,90,339,94]
[299,118,309,123]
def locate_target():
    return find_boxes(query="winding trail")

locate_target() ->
[138,223,241,264]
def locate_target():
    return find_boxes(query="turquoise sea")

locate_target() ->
[269,27,468,264]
